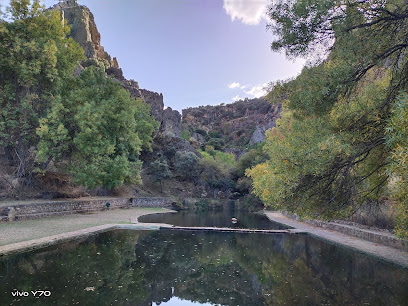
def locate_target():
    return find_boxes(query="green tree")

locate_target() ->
[174,151,200,182]
[233,146,267,178]
[146,158,172,193]
[199,155,233,196]
[37,67,158,189]
[386,93,408,237]
[249,0,408,234]
[0,0,84,181]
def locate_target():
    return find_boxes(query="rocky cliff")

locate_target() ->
[54,1,279,157]
[53,0,183,140]
[182,98,281,149]
[54,0,119,69]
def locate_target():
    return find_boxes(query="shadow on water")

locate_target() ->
[138,210,290,230]
[1,229,407,305]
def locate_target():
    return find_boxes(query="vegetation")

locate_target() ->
[174,151,200,182]
[248,0,408,236]
[0,0,157,191]
[386,93,408,236]
[0,0,84,183]
[146,158,172,192]
[37,67,157,189]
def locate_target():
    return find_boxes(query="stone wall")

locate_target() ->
[0,197,176,222]
[131,197,176,208]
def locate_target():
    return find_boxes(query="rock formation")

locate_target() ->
[52,1,185,144]
[52,1,278,157]
[182,98,281,149]
[53,0,119,69]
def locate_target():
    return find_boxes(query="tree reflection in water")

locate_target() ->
[1,229,407,305]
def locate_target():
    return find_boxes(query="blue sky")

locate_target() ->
[1,0,305,111]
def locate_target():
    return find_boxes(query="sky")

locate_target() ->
[0,0,305,111]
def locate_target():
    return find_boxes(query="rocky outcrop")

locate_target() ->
[139,89,165,125]
[182,98,281,149]
[162,107,182,138]
[53,0,184,140]
[53,0,119,70]
[249,120,277,145]
[53,1,274,157]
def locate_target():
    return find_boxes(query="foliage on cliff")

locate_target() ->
[248,0,408,236]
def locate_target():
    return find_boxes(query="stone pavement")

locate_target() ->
[265,211,408,268]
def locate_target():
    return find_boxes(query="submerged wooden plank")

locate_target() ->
[162,226,305,234]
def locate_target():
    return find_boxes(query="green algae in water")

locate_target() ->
[0,229,407,305]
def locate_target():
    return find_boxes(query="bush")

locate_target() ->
[174,151,200,182]
[208,130,221,138]
[207,138,225,151]
[195,129,207,136]
[146,158,172,192]
[181,129,191,141]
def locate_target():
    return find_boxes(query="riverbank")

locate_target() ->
[265,211,408,268]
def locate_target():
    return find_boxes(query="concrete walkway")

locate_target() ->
[265,211,408,268]
[0,207,173,256]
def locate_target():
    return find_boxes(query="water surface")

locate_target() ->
[1,229,407,305]
[138,210,290,230]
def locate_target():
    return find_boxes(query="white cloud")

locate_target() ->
[228,82,241,89]
[228,82,246,89]
[232,95,243,101]
[245,83,268,98]
[223,0,269,25]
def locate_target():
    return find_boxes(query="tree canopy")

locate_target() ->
[1,0,158,190]
[249,0,408,236]
[0,0,84,180]
[37,66,158,189]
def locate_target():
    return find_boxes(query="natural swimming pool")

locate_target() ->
[1,226,407,305]
[138,210,290,230]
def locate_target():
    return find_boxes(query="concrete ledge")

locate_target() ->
[265,211,408,269]
[0,224,116,256]
[281,212,408,252]
[0,223,165,256]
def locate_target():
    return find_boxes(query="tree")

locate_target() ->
[248,0,408,234]
[386,93,408,237]
[174,151,200,182]
[199,155,233,196]
[146,158,172,193]
[37,67,158,189]
[0,0,84,182]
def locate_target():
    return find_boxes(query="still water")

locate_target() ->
[1,229,407,305]
[138,210,290,230]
